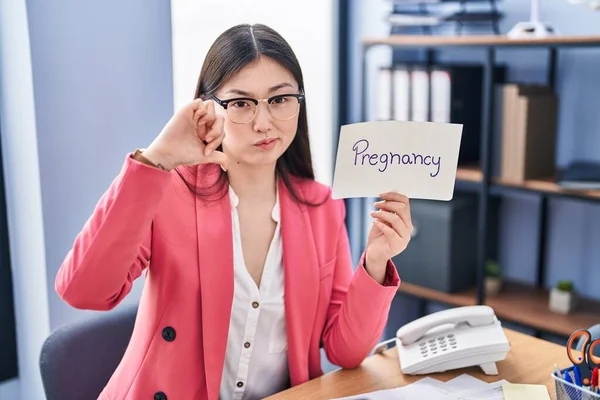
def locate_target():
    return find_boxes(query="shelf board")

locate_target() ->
[493,176,600,200]
[456,165,482,183]
[363,35,600,48]
[486,281,600,337]
[397,280,600,337]
[453,166,600,201]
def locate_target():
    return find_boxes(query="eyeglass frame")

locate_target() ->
[208,93,305,124]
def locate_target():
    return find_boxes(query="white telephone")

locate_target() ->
[395,305,511,376]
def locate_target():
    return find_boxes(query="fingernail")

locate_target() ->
[205,148,212,156]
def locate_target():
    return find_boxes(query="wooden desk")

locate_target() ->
[267,329,572,399]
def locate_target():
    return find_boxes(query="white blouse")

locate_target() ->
[219,186,289,400]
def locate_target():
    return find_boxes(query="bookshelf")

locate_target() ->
[360,34,600,338]
[398,281,600,337]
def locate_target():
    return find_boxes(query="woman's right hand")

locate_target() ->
[141,98,229,171]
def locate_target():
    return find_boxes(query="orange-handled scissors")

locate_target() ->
[567,329,600,386]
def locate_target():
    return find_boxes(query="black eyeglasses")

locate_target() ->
[209,93,305,124]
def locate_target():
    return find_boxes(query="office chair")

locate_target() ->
[39,303,138,400]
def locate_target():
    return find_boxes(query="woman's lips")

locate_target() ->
[254,138,278,150]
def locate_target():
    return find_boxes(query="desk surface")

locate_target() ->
[267,329,572,399]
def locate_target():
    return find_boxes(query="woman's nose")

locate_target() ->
[252,101,273,133]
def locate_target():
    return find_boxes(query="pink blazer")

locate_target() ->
[55,154,400,400]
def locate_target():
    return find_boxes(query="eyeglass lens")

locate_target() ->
[227,95,300,124]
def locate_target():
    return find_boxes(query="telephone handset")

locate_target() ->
[395,305,510,376]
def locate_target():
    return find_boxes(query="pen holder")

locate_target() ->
[552,366,600,400]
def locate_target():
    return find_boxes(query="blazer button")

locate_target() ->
[154,391,167,400]
[162,326,176,342]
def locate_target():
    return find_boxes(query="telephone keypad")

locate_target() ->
[416,334,460,360]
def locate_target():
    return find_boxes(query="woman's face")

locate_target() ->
[214,56,301,168]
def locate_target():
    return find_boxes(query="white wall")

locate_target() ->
[0,378,20,400]
[0,0,50,399]
[170,0,337,185]
[26,0,175,332]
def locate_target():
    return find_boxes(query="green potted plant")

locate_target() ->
[549,280,577,314]
[484,260,502,296]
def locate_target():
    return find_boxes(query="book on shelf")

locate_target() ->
[387,0,500,3]
[499,84,558,183]
[385,0,504,30]
[387,12,444,26]
[387,11,503,27]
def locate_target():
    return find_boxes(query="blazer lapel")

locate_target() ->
[279,179,320,386]
[195,167,234,400]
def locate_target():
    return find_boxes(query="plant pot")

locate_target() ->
[485,277,502,296]
[549,288,577,314]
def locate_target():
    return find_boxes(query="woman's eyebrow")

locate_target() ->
[267,82,293,93]
[224,82,294,97]
[224,89,253,97]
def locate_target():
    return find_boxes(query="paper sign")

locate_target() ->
[331,120,463,201]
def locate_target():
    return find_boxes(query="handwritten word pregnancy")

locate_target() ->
[352,139,441,177]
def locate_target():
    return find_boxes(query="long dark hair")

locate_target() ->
[177,23,324,206]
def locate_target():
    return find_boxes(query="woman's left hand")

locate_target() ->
[365,192,413,284]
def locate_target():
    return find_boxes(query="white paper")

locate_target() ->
[391,377,454,399]
[445,379,510,400]
[331,378,451,400]
[329,389,399,400]
[443,374,493,393]
[330,374,508,400]
[331,120,463,201]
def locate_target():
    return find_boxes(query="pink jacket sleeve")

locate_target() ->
[55,154,172,310]
[321,201,401,369]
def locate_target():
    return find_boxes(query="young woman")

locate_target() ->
[56,23,413,400]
